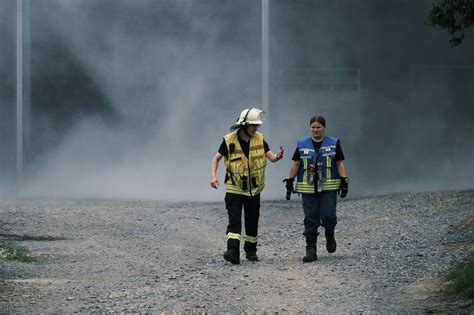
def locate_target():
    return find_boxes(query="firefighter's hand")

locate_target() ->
[210,176,219,189]
[339,177,349,198]
[283,178,294,200]
[276,146,284,161]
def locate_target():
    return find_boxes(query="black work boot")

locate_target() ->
[244,240,258,261]
[223,248,240,264]
[245,251,259,261]
[325,228,337,253]
[224,239,240,264]
[303,233,318,263]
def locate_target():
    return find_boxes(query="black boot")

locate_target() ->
[224,239,240,264]
[244,240,258,261]
[303,233,318,263]
[325,228,337,253]
[245,251,258,261]
[223,248,240,264]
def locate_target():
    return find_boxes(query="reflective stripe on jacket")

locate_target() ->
[223,131,266,196]
[295,136,341,193]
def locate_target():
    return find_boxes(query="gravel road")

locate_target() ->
[0,190,473,313]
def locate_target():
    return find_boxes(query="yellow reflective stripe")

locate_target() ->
[250,144,264,150]
[323,183,339,189]
[226,184,250,196]
[232,162,239,178]
[226,232,241,241]
[295,179,341,193]
[302,158,308,183]
[226,190,251,196]
[322,179,340,191]
[225,184,264,196]
[323,183,340,187]
[295,182,314,193]
[323,179,340,185]
[326,155,331,180]
[244,235,258,243]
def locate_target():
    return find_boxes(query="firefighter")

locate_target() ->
[283,115,348,263]
[210,108,284,264]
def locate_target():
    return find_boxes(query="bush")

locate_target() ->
[0,244,36,264]
[448,257,474,298]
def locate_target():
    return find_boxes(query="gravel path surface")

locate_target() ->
[0,190,473,313]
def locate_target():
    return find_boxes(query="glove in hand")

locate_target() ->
[283,178,295,200]
[339,177,349,198]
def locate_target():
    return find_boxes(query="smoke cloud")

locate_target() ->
[1,0,473,201]
[10,0,263,201]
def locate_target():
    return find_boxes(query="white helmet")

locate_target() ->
[235,108,266,126]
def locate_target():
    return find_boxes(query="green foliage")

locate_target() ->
[447,257,474,298]
[428,0,474,47]
[0,244,36,264]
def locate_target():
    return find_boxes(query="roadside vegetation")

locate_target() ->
[0,244,36,264]
[448,256,474,298]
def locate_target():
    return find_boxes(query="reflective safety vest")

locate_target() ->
[223,131,266,196]
[295,136,341,194]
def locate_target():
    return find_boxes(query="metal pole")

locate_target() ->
[262,0,269,128]
[23,0,30,176]
[16,0,23,186]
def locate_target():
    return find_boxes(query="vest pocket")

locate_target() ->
[240,176,248,191]
[251,177,258,188]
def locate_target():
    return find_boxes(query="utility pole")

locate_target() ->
[15,0,30,190]
[262,0,269,130]
[16,0,23,187]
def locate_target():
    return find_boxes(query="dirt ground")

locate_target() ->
[0,190,473,313]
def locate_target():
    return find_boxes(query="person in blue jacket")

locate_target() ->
[283,115,348,262]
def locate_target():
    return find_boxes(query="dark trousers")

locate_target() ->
[302,191,337,236]
[225,192,260,252]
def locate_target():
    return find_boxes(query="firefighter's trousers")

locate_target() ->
[224,192,260,253]
[302,191,337,236]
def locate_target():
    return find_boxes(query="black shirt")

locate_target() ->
[291,139,344,161]
[218,135,270,158]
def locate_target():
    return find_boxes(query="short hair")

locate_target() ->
[309,115,326,127]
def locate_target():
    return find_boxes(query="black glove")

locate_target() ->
[339,177,349,198]
[283,178,295,200]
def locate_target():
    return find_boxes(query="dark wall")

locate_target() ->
[29,24,116,164]
[270,0,474,191]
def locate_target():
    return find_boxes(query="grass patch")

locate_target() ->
[0,244,36,263]
[448,256,474,298]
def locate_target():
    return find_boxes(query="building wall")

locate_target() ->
[0,0,16,194]
[270,0,474,191]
